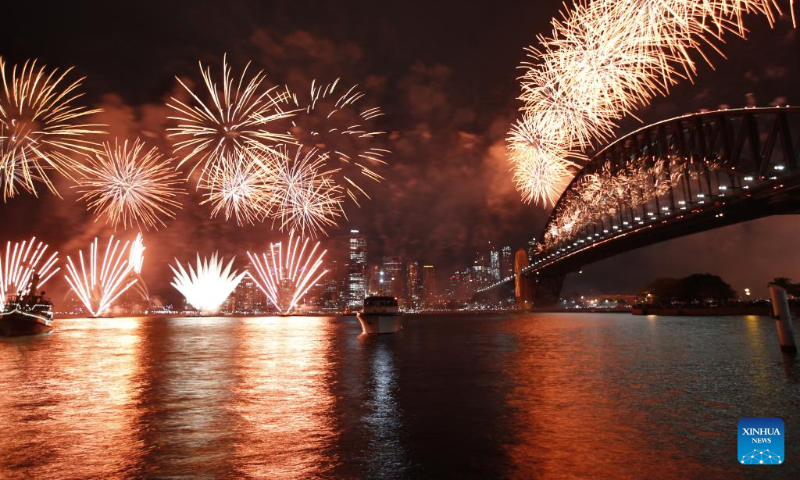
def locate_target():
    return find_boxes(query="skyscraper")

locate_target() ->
[473,251,487,288]
[489,242,500,282]
[348,230,367,307]
[382,256,403,298]
[501,246,513,278]
[422,265,437,309]
[407,261,420,308]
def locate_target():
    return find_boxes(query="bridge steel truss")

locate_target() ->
[479,107,800,306]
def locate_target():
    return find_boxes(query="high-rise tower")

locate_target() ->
[348,230,367,307]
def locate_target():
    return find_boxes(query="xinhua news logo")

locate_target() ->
[738,418,784,465]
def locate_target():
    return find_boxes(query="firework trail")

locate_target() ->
[280,79,388,205]
[64,236,139,317]
[268,145,345,237]
[128,233,150,301]
[78,138,185,230]
[510,0,793,207]
[170,253,246,313]
[167,55,294,189]
[0,237,59,309]
[247,230,328,313]
[0,57,102,200]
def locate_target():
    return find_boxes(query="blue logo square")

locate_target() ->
[738,417,784,465]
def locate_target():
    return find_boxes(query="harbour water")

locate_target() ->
[1,313,798,478]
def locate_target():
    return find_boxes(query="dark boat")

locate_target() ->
[0,273,54,336]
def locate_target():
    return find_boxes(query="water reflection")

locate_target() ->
[0,317,144,477]
[359,336,408,477]
[133,316,242,477]
[1,313,799,478]
[230,316,338,478]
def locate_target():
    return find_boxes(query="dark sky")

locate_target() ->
[1,1,799,303]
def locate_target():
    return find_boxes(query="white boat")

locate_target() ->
[356,296,403,334]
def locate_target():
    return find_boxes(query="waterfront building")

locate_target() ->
[489,243,500,282]
[382,256,403,298]
[348,230,367,307]
[501,246,513,279]
[407,261,421,309]
[422,265,437,309]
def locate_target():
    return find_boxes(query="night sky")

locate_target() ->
[1,1,799,304]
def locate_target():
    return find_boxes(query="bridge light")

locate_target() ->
[775,165,785,171]
[634,216,641,221]
[603,229,609,233]
[744,176,754,181]
[678,200,686,205]
[623,221,629,225]
[696,193,705,198]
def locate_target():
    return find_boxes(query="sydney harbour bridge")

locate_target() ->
[477,106,800,307]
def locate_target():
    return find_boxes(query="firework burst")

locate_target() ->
[167,55,294,187]
[247,230,328,313]
[78,138,185,230]
[268,145,345,237]
[0,237,59,309]
[170,253,246,313]
[510,0,791,207]
[199,148,277,226]
[0,57,102,200]
[281,79,388,205]
[64,236,139,317]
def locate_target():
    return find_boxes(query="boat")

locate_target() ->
[0,273,54,336]
[356,296,403,334]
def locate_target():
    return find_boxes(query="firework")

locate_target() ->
[0,237,59,309]
[268,145,345,237]
[199,148,277,226]
[78,138,185,230]
[511,0,790,206]
[0,57,102,200]
[167,55,294,187]
[247,230,328,313]
[170,253,246,313]
[128,233,150,301]
[281,79,388,205]
[64,236,139,317]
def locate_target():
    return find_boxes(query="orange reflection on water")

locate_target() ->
[503,314,715,478]
[230,316,338,478]
[0,317,144,477]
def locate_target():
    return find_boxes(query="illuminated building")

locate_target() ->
[382,256,403,298]
[348,229,367,307]
[473,251,487,288]
[227,272,266,313]
[501,246,513,278]
[489,242,500,282]
[406,261,420,309]
[368,263,383,295]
